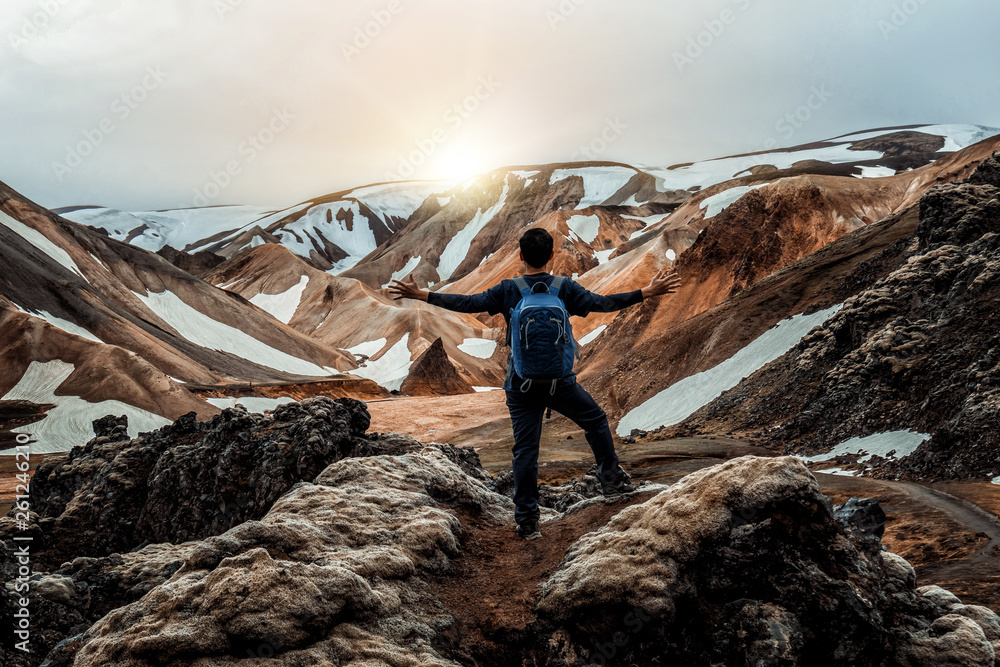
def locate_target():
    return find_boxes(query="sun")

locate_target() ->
[432,145,490,182]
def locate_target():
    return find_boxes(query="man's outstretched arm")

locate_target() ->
[640,269,682,300]
[387,276,429,302]
[388,276,504,314]
[567,269,681,316]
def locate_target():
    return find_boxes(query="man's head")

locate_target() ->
[519,228,553,269]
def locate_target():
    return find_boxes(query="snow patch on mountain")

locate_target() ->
[617,305,842,435]
[511,169,540,188]
[909,124,1000,150]
[18,307,102,343]
[458,338,497,359]
[350,334,412,392]
[578,324,607,346]
[798,430,931,463]
[347,181,451,224]
[700,183,770,219]
[594,248,615,265]
[206,396,295,412]
[347,338,387,359]
[566,214,601,244]
[278,201,378,273]
[1,210,85,278]
[62,206,278,252]
[549,166,637,208]
[248,275,309,324]
[855,166,897,178]
[437,178,511,281]
[383,255,422,288]
[646,145,885,193]
[5,360,171,453]
[834,124,1000,151]
[135,289,334,377]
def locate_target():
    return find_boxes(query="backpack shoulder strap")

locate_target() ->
[512,276,531,297]
[549,275,565,295]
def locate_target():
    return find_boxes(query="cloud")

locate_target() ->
[1,0,999,210]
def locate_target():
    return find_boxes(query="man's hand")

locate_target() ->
[640,269,681,300]
[388,275,429,302]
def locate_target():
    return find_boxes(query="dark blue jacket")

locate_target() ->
[428,273,643,388]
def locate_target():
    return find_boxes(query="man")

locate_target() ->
[389,228,681,540]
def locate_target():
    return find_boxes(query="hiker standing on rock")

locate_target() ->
[389,228,681,540]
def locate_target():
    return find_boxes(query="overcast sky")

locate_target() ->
[2,0,998,210]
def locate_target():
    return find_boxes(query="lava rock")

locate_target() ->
[90,414,128,441]
[21,396,413,567]
[835,496,887,540]
[535,456,1000,666]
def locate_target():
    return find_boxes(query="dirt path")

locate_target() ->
[434,490,662,664]
[895,481,1000,564]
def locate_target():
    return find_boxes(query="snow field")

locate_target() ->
[699,183,770,219]
[549,166,637,208]
[347,338,388,358]
[797,430,931,464]
[1,210,85,279]
[458,338,497,359]
[616,305,842,435]
[206,396,295,412]
[249,275,309,324]
[578,324,607,346]
[5,360,171,453]
[855,166,897,178]
[437,179,511,281]
[566,214,601,244]
[135,289,335,376]
[278,201,378,274]
[349,334,412,392]
[646,145,885,194]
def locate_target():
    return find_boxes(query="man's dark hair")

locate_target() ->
[519,228,554,268]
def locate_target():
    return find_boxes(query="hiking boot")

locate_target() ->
[599,465,636,497]
[515,518,542,541]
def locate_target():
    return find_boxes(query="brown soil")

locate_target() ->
[187,377,389,402]
[0,452,43,516]
[434,490,660,663]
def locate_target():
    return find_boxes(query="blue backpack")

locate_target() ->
[509,276,577,392]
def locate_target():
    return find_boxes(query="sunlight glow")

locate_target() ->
[430,144,491,181]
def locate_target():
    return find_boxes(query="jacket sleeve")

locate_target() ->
[562,280,643,317]
[427,282,508,315]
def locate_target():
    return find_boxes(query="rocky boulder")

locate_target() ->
[36,451,512,667]
[19,396,419,566]
[536,456,999,666]
[6,447,998,666]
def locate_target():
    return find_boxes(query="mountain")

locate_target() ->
[9,123,1000,454]
[60,180,454,271]
[202,243,505,391]
[585,131,1000,426]
[0,182,376,452]
[639,153,1000,482]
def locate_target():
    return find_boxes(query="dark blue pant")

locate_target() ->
[505,379,620,522]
